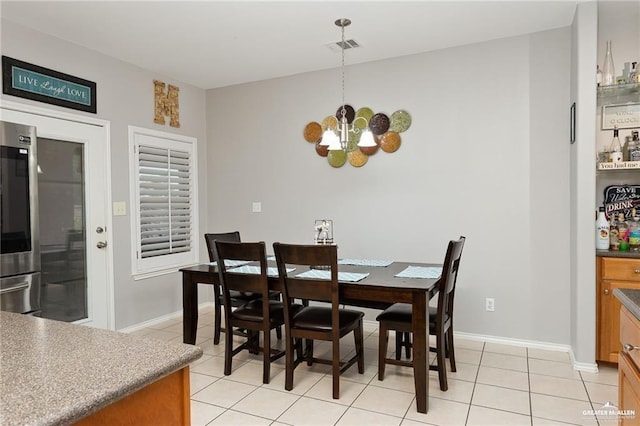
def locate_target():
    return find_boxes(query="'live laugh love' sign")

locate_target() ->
[2,56,96,113]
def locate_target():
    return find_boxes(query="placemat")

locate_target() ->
[295,270,369,282]
[227,265,294,277]
[338,258,393,267]
[394,266,442,279]
[207,259,251,267]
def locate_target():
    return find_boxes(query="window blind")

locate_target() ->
[138,145,192,259]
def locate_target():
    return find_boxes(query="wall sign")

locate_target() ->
[602,103,640,130]
[604,185,640,218]
[2,56,96,113]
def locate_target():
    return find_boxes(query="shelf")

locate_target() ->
[598,83,640,106]
[597,161,640,170]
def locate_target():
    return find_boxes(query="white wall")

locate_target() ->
[206,29,572,344]
[0,19,209,329]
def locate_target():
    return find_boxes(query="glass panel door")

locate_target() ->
[38,138,87,322]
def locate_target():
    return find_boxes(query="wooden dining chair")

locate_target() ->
[205,232,281,345]
[213,240,291,383]
[273,242,365,399]
[376,236,466,392]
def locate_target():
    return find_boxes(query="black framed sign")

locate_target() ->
[2,56,96,113]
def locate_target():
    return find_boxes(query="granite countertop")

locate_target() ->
[596,250,640,259]
[614,288,640,321]
[0,312,202,426]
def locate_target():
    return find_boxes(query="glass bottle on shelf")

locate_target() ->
[596,207,610,250]
[596,65,603,87]
[609,126,623,163]
[610,212,620,251]
[629,131,640,162]
[602,40,616,86]
[630,62,639,84]
[630,210,640,252]
[618,213,629,243]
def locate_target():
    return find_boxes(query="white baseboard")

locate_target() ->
[363,320,599,373]
[118,301,214,333]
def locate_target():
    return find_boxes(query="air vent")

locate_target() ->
[326,39,361,53]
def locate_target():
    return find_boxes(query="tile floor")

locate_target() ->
[130,306,619,426]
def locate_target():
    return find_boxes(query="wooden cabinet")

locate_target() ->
[597,256,640,362]
[619,305,640,423]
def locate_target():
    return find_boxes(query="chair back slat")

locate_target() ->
[213,240,269,306]
[204,231,241,262]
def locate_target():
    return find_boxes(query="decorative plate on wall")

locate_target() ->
[379,131,401,153]
[304,122,323,143]
[390,110,412,133]
[369,113,390,135]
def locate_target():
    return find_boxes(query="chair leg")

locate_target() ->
[404,332,411,359]
[213,289,222,345]
[263,329,271,384]
[395,331,403,361]
[447,326,456,372]
[378,323,388,381]
[276,326,282,340]
[436,331,448,391]
[355,321,364,374]
[305,339,314,366]
[224,324,233,376]
[285,335,295,391]
[332,336,340,399]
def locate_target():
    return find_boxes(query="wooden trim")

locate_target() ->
[75,367,191,425]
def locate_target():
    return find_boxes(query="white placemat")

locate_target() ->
[338,258,393,267]
[295,270,369,282]
[227,265,294,277]
[208,259,251,267]
[395,266,442,279]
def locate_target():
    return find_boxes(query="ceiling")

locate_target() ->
[0,1,578,90]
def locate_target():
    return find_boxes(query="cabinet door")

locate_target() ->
[619,353,640,425]
[599,280,640,362]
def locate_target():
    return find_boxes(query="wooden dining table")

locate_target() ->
[180,260,441,414]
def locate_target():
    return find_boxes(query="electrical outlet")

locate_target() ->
[485,298,495,312]
[252,202,261,213]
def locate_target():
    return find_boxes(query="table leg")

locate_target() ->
[182,272,198,344]
[412,291,429,414]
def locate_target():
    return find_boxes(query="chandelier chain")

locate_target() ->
[340,19,346,119]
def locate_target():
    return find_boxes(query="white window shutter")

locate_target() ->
[129,127,198,277]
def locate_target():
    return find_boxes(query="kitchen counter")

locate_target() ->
[0,312,202,426]
[597,249,640,259]
[615,288,640,321]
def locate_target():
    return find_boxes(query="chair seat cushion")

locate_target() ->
[376,303,445,333]
[233,300,303,324]
[292,306,364,332]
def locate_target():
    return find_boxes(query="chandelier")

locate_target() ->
[302,18,412,168]
[319,18,376,152]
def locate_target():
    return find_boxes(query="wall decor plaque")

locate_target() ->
[2,56,96,113]
[602,103,640,130]
[153,80,180,128]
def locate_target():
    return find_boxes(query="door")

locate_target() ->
[0,102,112,329]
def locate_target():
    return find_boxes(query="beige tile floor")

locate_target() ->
[130,306,620,426]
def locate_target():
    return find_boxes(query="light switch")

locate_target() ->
[252,202,262,213]
[113,201,127,216]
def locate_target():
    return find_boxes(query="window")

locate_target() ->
[129,126,198,278]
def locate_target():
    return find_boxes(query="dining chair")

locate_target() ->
[205,232,282,345]
[273,242,365,399]
[213,240,290,383]
[376,236,466,392]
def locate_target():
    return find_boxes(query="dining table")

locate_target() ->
[180,259,441,414]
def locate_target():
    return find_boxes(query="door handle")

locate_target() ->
[96,241,107,249]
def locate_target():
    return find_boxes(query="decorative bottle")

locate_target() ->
[609,126,623,163]
[630,210,640,252]
[618,213,629,243]
[602,41,616,86]
[596,207,610,250]
[610,213,620,251]
[596,65,603,86]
